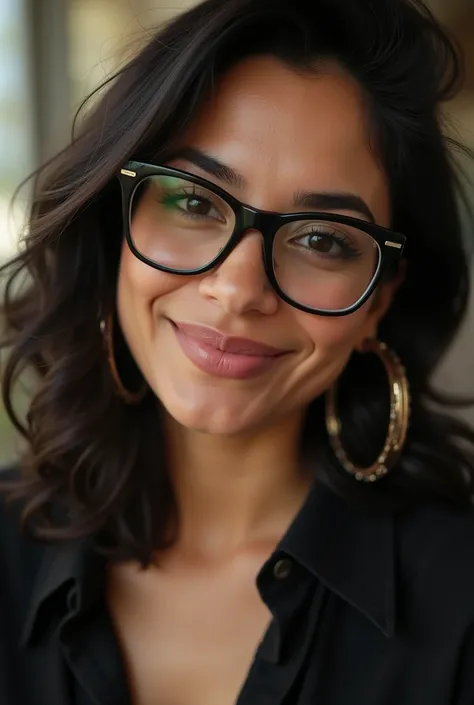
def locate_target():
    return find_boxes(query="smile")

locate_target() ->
[169,320,290,379]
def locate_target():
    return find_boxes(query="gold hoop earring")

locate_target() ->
[100,314,148,405]
[325,339,410,483]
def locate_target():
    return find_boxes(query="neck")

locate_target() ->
[163,410,312,560]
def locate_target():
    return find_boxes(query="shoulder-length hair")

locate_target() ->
[1,0,474,563]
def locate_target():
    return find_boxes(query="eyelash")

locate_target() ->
[162,189,224,219]
[289,228,362,259]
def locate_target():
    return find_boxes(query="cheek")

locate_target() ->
[117,239,182,306]
[116,241,189,361]
[295,301,372,355]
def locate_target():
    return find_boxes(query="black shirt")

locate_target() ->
[2,476,474,705]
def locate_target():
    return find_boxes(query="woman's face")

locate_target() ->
[117,56,395,435]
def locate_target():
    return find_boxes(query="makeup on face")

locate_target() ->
[169,319,291,379]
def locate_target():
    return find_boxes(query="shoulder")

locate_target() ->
[397,496,474,576]
[0,466,46,611]
[396,496,474,630]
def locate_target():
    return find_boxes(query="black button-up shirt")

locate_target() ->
[2,478,474,704]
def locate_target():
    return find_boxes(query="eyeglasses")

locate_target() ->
[118,161,406,316]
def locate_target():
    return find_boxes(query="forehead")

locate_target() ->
[176,56,390,223]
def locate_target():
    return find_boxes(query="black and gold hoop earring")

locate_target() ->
[100,313,148,405]
[325,339,410,483]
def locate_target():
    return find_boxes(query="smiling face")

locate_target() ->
[117,56,396,435]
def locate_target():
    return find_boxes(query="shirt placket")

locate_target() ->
[236,553,324,705]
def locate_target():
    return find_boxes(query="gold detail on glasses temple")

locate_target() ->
[120,169,137,177]
[385,241,402,249]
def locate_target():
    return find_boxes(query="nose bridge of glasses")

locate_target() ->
[222,206,279,281]
[240,206,281,240]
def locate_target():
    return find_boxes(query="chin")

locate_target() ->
[165,401,255,435]
[153,377,266,436]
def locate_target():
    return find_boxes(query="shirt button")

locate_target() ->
[273,558,293,580]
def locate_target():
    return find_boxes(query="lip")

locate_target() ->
[169,320,289,379]
[172,321,287,356]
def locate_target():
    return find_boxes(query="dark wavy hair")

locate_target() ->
[1,0,474,563]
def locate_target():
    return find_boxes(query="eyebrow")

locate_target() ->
[171,147,246,188]
[292,190,375,223]
[170,147,376,223]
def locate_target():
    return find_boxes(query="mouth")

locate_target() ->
[168,319,290,379]
[170,320,289,356]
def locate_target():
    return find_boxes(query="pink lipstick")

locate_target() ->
[170,320,289,379]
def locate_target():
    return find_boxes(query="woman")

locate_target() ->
[1,0,474,703]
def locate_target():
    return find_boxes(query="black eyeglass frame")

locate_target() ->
[118,160,406,316]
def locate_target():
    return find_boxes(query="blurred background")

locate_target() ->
[0,0,473,462]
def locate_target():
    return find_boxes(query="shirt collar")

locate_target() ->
[21,536,104,647]
[278,480,396,637]
[22,480,396,646]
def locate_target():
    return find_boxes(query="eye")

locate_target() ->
[291,227,361,259]
[305,232,339,254]
[182,195,216,217]
[162,188,227,223]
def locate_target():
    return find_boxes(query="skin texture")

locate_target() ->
[110,57,399,705]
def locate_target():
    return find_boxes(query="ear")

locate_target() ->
[355,261,406,351]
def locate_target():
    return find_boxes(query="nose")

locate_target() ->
[198,230,279,316]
